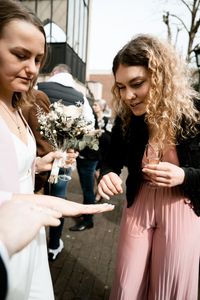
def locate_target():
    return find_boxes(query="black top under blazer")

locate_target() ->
[100,115,200,216]
[0,255,8,300]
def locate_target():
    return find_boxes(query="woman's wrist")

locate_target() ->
[35,156,41,174]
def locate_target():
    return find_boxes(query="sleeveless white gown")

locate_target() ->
[6,130,54,300]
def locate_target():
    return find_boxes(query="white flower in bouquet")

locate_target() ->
[63,104,82,118]
[36,100,100,183]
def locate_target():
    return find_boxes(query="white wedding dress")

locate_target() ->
[6,129,54,300]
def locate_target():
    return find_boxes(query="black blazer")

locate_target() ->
[37,82,84,106]
[0,255,8,300]
[100,115,200,216]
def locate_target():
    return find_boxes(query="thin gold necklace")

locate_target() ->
[0,101,22,134]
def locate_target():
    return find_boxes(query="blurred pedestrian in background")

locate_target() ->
[38,64,97,238]
[92,99,112,202]
[98,34,200,299]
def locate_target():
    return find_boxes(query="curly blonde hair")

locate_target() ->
[112,34,200,147]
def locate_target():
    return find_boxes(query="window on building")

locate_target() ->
[67,0,89,62]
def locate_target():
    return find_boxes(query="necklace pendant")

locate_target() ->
[0,102,22,134]
[18,126,21,134]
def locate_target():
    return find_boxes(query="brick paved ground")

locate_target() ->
[49,168,126,300]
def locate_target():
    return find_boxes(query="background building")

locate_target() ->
[20,0,91,84]
[20,0,114,108]
[88,70,114,104]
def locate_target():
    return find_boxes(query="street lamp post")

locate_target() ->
[194,44,200,92]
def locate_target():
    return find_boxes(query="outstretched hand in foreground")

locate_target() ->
[34,195,115,217]
[0,196,114,257]
[11,194,115,217]
[0,199,62,257]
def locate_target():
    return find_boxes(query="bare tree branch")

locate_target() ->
[180,0,192,13]
[170,13,189,34]
[174,27,182,47]
[162,0,200,62]
[192,18,200,35]
[163,12,172,42]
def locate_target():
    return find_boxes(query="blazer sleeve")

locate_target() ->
[177,132,200,191]
[177,130,200,215]
[99,116,125,178]
[22,90,53,157]
[182,167,200,189]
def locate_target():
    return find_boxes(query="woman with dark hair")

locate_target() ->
[0,1,114,299]
[98,34,200,299]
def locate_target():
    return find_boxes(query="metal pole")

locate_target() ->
[35,0,38,14]
[50,0,53,43]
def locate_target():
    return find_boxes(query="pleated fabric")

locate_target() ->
[110,147,200,300]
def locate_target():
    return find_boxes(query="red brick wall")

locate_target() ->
[89,73,114,105]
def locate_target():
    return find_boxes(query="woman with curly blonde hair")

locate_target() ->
[98,34,200,299]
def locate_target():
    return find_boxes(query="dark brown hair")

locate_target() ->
[0,0,47,107]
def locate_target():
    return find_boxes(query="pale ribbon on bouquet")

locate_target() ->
[48,151,66,184]
[48,151,77,184]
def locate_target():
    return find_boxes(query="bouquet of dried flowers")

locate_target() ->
[36,100,100,183]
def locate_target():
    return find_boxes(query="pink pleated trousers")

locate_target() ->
[110,149,200,300]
